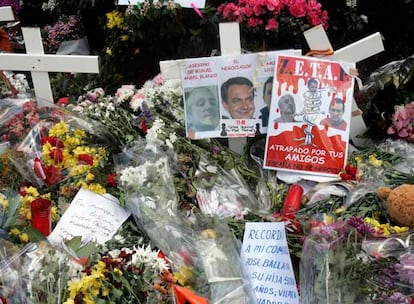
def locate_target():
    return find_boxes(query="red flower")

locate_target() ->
[139,120,148,134]
[78,154,94,165]
[106,173,118,187]
[57,97,70,105]
[44,166,63,186]
[340,164,358,181]
[41,136,64,148]
[49,148,64,163]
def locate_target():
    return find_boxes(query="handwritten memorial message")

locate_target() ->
[241,222,299,304]
[48,188,131,246]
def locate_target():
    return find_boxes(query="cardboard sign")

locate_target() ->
[264,55,355,177]
[241,222,299,304]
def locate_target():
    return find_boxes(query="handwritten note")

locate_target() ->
[48,188,131,246]
[241,222,299,304]
[117,0,206,9]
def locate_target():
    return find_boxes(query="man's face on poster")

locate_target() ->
[329,102,344,125]
[223,84,255,119]
[189,88,219,131]
[263,82,273,107]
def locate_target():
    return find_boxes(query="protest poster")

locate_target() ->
[179,50,300,139]
[263,55,355,176]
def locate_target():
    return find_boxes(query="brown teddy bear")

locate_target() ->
[377,184,414,227]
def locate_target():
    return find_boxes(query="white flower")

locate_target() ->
[115,85,136,104]
[130,91,145,111]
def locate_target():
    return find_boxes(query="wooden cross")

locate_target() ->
[303,24,385,147]
[0,26,99,106]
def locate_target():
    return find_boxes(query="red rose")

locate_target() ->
[49,148,64,163]
[44,166,63,186]
[41,136,64,148]
[78,154,94,166]
[106,173,118,187]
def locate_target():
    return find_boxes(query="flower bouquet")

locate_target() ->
[217,0,329,51]
[8,109,112,190]
[116,140,255,303]
[0,239,84,304]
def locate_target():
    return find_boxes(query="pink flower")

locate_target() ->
[387,102,414,140]
[265,18,278,30]
[153,74,165,86]
[289,1,307,18]
[247,17,264,28]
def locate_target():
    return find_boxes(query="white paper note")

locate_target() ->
[48,188,131,246]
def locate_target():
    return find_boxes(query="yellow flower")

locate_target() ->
[86,173,95,182]
[25,186,40,198]
[368,154,383,167]
[106,10,124,29]
[334,207,345,214]
[106,48,112,56]
[101,287,110,297]
[10,227,20,236]
[0,195,9,209]
[51,206,59,221]
[73,128,87,140]
[86,183,106,195]
[354,156,362,164]
[19,233,29,243]
[114,267,123,276]
[392,225,409,233]
[173,266,193,286]
[121,35,129,41]
[49,121,69,137]
[63,299,75,304]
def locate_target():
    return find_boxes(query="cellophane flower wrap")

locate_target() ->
[194,154,260,220]
[357,233,414,303]
[115,139,255,303]
[299,220,364,304]
[0,100,59,147]
[0,240,83,304]
[8,108,112,189]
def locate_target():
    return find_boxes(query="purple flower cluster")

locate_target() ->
[0,0,21,15]
[346,216,380,237]
[43,15,84,53]
[394,253,414,286]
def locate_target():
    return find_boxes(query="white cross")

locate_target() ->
[0,26,99,106]
[0,6,14,21]
[303,24,385,147]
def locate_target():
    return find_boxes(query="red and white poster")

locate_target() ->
[263,55,355,176]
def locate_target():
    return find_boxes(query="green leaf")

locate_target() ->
[26,226,47,242]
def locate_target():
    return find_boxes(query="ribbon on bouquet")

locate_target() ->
[372,233,414,258]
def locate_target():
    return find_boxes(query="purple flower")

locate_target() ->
[394,253,414,286]
[346,216,378,237]
[0,0,21,15]
[384,292,411,304]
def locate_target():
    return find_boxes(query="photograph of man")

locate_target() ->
[259,76,273,127]
[220,77,255,119]
[275,94,296,122]
[185,86,220,132]
[320,98,347,131]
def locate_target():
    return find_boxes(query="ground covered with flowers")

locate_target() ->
[0,0,414,303]
[0,73,414,303]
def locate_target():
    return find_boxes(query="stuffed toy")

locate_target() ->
[377,184,414,227]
